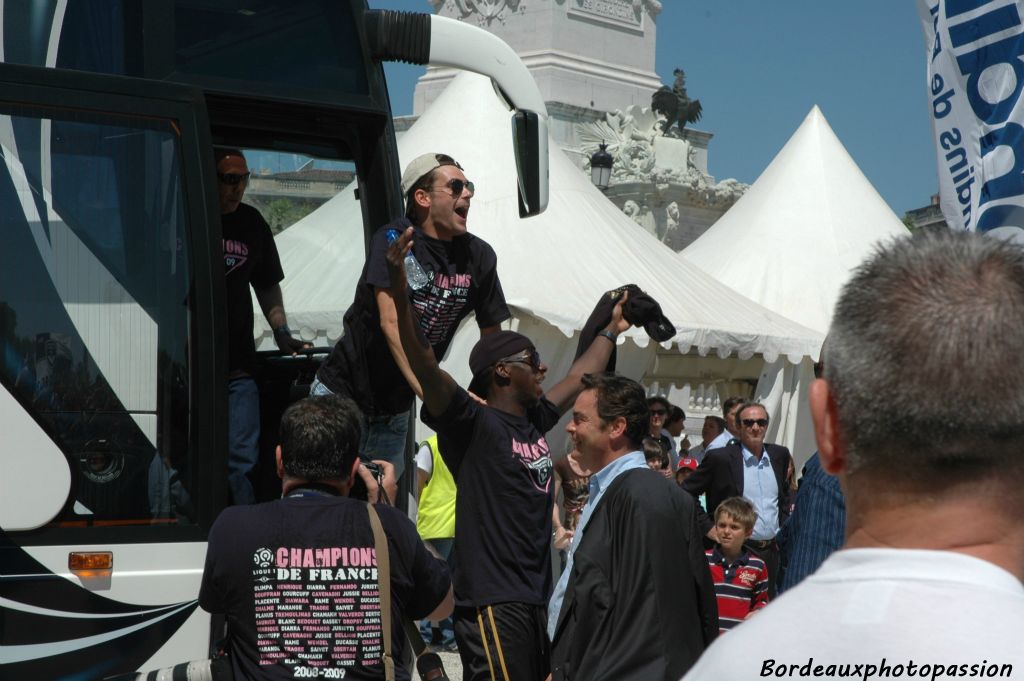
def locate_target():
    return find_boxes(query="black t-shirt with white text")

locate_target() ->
[422,388,560,607]
[199,494,449,681]
[221,203,284,375]
[317,218,509,415]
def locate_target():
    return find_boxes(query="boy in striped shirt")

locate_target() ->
[706,496,769,634]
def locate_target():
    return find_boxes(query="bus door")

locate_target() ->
[0,62,227,678]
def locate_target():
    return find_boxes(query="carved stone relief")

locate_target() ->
[569,0,662,29]
[576,105,747,209]
[434,0,525,25]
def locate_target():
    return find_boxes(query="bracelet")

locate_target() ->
[598,329,617,343]
[274,325,292,336]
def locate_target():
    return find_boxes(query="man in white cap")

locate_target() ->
[312,153,509,481]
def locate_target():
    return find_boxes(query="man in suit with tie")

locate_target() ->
[683,401,794,597]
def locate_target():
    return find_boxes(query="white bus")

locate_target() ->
[0,1,547,677]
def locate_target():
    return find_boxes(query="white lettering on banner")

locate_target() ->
[918,0,1024,240]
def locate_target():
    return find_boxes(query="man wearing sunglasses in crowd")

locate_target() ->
[311,153,509,484]
[384,225,635,681]
[682,401,794,598]
[216,148,309,505]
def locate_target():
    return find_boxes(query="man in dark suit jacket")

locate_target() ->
[683,402,794,597]
[549,374,716,681]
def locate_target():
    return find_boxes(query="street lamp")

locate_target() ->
[590,142,613,190]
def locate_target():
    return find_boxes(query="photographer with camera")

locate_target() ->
[199,394,453,681]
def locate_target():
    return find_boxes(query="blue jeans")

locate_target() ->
[228,377,260,505]
[310,376,411,480]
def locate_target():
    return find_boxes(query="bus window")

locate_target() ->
[0,102,194,528]
[237,150,356,234]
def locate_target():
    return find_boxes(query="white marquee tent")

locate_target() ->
[260,72,823,451]
[682,105,910,334]
[679,106,910,468]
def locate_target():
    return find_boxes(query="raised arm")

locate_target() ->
[385,227,458,418]
[376,287,425,400]
[544,293,632,414]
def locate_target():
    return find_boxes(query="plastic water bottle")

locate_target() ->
[386,229,431,290]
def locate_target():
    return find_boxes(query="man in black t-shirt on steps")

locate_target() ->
[313,153,509,482]
[385,228,636,681]
[216,148,308,505]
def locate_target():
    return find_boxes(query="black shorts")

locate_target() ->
[453,602,550,681]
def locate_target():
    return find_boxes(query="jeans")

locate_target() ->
[422,538,456,639]
[310,376,411,480]
[227,376,260,505]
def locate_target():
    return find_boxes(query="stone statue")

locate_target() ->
[663,201,680,241]
[651,68,703,136]
[623,200,640,220]
[666,202,680,224]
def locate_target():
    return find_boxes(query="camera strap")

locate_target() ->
[366,502,395,681]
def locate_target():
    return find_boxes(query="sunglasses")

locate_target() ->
[741,418,769,428]
[649,409,667,416]
[430,178,475,197]
[218,172,251,186]
[498,348,542,371]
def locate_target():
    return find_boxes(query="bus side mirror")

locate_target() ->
[512,110,548,218]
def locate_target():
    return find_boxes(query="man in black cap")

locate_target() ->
[384,228,634,681]
[311,153,509,481]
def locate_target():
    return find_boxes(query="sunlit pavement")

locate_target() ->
[435,650,462,679]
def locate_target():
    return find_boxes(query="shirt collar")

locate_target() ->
[711,545,752,567]
[741,443,768,465]
[589,450,647,496]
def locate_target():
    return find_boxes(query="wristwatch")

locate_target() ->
[598,329,617,342]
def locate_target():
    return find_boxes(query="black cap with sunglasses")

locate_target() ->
[469,330,534,377]
[467,330,537,398]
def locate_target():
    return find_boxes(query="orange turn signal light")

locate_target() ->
[69,551,113,571]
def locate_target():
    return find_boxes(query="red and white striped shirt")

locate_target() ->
[705,546,769,634]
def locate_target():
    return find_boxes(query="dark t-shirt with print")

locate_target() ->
[199,493,450,681]
[317,218,509,415]
[221,203,284,375]
[422,388,560,607]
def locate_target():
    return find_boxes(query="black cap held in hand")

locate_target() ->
[621,286,676,342]
[574,285,677,369]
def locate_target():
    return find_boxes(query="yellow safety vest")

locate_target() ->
[416,436,457,540]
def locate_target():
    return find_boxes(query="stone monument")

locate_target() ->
[408,1,746,251]
[574,70,747,250]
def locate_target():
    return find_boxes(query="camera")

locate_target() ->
[349,461,386,502]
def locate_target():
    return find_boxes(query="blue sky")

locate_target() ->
[371,0,935,217]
